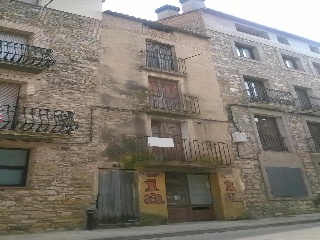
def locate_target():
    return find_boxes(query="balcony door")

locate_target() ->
[0,83,20,129]
[149,78,181,111]
[244,79,268,102]
[295,88,312,110]
[151,121,184,161]
[254,115,287,151]
[307,122,320,152]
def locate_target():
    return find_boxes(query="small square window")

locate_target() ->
[309,45,320,54]
[235,45,255,59]
[277,35,290,45]
[312,62,320,75]
[0,149,30,187]
[282,55,300,70]
[235,23,270,39]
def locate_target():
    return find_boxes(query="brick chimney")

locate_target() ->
[155,5,180,20]
[180,0,206,13]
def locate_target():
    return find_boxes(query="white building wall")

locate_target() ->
[39,0,102,19]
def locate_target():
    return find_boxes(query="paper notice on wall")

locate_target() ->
[147,137,174,147]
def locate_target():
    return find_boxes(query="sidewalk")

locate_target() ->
[1,213,320,240]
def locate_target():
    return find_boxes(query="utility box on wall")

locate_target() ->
[232,132,248,143]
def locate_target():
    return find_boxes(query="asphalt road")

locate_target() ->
[148,222,320,240]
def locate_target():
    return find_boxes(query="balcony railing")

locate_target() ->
[148,91,200,115]
[146,50,187,74]
[128,137,232,164]
[0,105,78,135]
[296,96,320,112]
[0,40,55,71]
[259,134,288,152]
[246,87,295,106]
[308,137,320,153]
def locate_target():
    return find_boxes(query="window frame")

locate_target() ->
[276,35,290,46]
[308,59,320,76]
[234,23,270,40]
[0,148,30,187]
[230,37,265,63]
[309,44,320,54]
[277,50,307,72]
[145,40,177,72]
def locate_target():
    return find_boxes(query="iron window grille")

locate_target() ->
[146,41,187,74]
[254,115,288,152]
[245,79,294,106]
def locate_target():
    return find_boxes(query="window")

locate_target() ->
[254,115,287,151]
[146,41,174,71]
[281,54,304,71]
[276,35,290,45]
[307,122,320,152]
[0,149,30,187]
[266,167,308,197]
[295,87,312,110]
[309,45,320,54]
[236,45,255,59]
[244,78,268,102]
[312,62,320,75]
[235,23,270,39]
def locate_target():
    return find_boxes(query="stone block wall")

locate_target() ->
[155,9,320,217]
[0,0,102,234]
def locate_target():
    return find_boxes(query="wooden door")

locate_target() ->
[151,121,184,161]
[96,170,140,224]
[148,78,180,111]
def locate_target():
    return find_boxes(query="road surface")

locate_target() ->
[149,222,320,240]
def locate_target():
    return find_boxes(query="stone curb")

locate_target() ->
[94,218,320,240]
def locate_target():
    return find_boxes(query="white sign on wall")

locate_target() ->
[147,137,174,148]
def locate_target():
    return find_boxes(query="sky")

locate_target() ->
[103,0,320,42]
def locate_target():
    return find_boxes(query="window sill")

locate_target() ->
[140,66,187,77]
[234,56,265,64]
[0,187,33,191]
[280,66,309,75]
[268,196,311,201]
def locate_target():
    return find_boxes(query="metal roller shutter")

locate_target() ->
[0,83,20,129]
[0,32,28,44]
[17,0,38,5]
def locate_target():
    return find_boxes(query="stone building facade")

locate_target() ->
[95,11,246,227]
[0,0,247,234]
[0,0,101,234]
[158,0,320,218]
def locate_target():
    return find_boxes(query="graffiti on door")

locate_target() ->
[144,172,165,204]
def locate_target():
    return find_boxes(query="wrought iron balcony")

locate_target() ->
[146,48,187,74]
[0,40,55,72]
[128,137,232,165]
[308,137,320,153]
[296,96,320,112]
[246,87,295,106]
[259,134,288,152]
[0,105,78,135]
[148,91,200,115]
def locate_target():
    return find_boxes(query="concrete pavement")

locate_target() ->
[1,213,320,240]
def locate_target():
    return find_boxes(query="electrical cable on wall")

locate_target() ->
[226,104,252,160]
